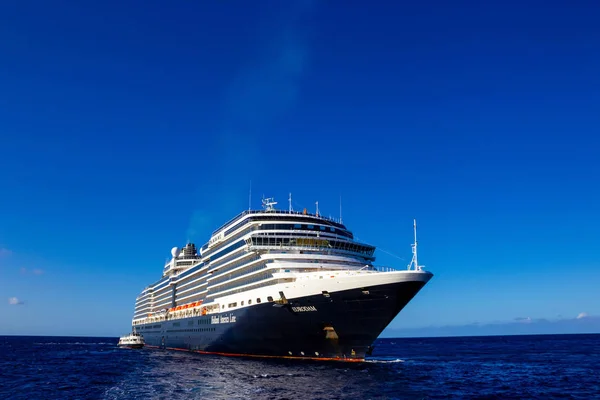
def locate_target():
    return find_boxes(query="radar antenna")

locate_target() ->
[262,197,277,212]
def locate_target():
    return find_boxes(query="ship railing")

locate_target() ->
[212,209,344,236]
[247,244,373,258]
[373,266,402,272]
[274,265,371,275]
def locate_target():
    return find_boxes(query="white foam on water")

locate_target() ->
[365,358,405,364]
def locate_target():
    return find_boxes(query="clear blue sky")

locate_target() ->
[1,1,599,337]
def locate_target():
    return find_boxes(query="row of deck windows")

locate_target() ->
[135,299,152,309]
[209,262,267,286]
[207,251,247,271]
[140,324,162,329]
[167,328,215,333]
[210,227,255,253]
[175,278,207,294]
[209,271,272,295]
[208,257,261,283]
[205,239,246,262]
[224,295,273,309]
[177,263,206,281]
[258,223,353,239]
[175,286,206,301]
[222,215,348,237]
[249,236,374,256]
[205,216,351,255]
[209,253,260,276]
[153,289,173,301]
[212,278,277,298]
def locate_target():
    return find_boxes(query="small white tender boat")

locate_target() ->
[118,330,145,349]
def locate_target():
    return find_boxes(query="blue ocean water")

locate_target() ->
[0,334,599,399]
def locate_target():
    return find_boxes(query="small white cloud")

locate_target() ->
[8,297,24,305]
[19,267,44,275]
[515,317,532,323]
[577,312,589,319]
[0,248,12,257]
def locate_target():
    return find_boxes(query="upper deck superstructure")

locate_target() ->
[133,198,379,323]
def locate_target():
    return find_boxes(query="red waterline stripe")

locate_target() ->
[146,346,364,362]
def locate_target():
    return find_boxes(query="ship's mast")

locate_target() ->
[248,180,252,211]
[413,219,418,269]
[408,219,421,271]
[289,193,293,212]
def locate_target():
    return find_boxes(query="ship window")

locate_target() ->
[320,226,326,230]
[256,298,261,303]
[267,296,274,302]
[307,225,314,229]
[294,224,301,229]
[241,301,244,306]
[330,227,335,232]
[248,299,252,304]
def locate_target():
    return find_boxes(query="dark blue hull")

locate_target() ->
[135,280,426,361]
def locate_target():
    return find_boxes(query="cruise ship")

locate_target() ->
[130,197,433,361]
